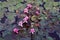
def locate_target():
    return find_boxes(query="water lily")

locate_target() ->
[13,28,19,34]
[27,4,32,9]
[30,28,35,34]
[18,21,23,27]
[23,16,29,23]
[24,8,28,13]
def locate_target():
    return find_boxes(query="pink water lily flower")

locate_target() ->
[23,16,29,23]
[30,28,35,34]
[13,28,19,34]
[27,4,32,9]
[18,21,23,27]
[24,8,28,13]
[36,11,40,15]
